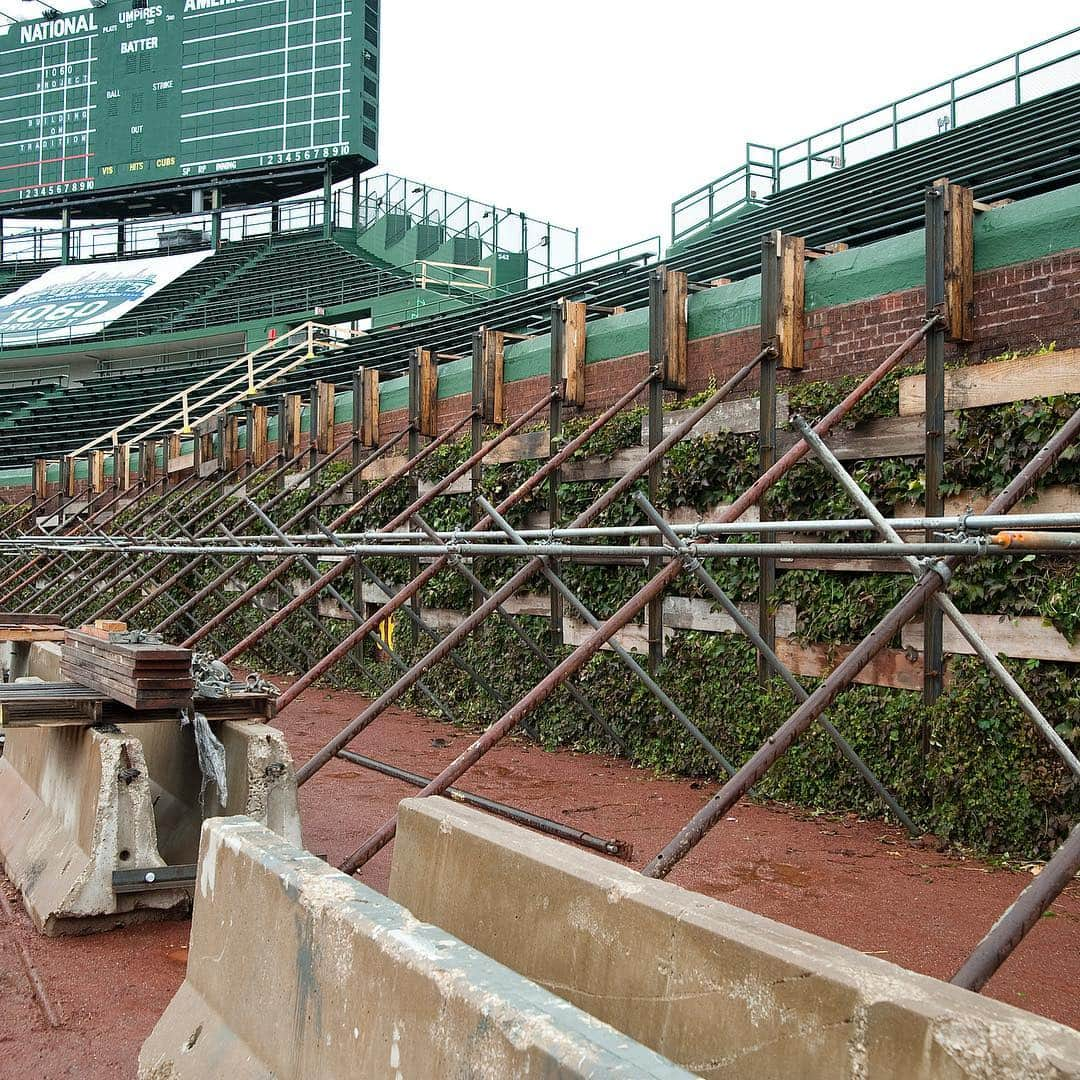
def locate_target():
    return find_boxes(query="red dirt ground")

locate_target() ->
[2,680,1078,1079]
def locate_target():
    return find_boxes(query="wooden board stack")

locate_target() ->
[60,628,194,711]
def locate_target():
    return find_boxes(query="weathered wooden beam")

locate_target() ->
[89,450,105,494]
[315,380,335,454]
[360,368,380,447]
[899,348,1080,415]
[32,458,48,501]
[479,329,505,424]
[114,445,131,492]
[903,613,1080,664]
[940,179,974,344]
[649,266,689,390]
[283,392,303,459]
[251,404,270,466]
[416,349,439,437]
[554,298,587,407]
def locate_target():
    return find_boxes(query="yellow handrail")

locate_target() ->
[66,320,348,461]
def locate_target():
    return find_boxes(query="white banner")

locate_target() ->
[0,250,212,346]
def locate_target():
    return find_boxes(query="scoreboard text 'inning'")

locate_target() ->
[0,0,379,206]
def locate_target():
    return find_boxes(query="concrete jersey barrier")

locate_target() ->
[139,816,694,1079]
[389,797,1080,1080]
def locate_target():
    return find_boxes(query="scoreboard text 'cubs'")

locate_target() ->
[0,0,380,206]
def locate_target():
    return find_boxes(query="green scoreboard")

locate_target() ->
[0,0,379,208]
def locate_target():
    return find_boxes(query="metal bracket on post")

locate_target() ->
[757,231,782,681]
[649,265,688,392]
[417,349,439,438]
[548,304,565,646]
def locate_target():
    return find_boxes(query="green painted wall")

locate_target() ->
[373,179,1080,408]
[4,181,1079,488]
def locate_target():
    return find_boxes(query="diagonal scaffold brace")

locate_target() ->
[641,400,1080,880]
[334,317,940,872]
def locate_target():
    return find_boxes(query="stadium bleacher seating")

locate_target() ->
[0,82,1078,468]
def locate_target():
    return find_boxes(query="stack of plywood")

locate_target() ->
[60,628,194,710]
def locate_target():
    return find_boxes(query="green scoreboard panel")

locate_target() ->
[0,0,379,207]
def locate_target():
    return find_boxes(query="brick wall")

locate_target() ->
[334,248,1080,448]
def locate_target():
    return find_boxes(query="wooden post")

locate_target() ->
[32,458,47,502]
[479,329,505,424]
[649,266,688,391]
[941,180,974,344]
[88,451,105,494]
[554,299,587,408]
[225,415,241,472]
[167,433,181,481]
[360,369,379,448]
[283,393,302,459]
[416,348,439,437]
[115,445,131,492]
[316,379,335,454]
[251,404,270,466]
[60,456,75,498]
[407,352,422,615]
[141,440,158,485]
[778,234,805,370]
[923,182,949,706]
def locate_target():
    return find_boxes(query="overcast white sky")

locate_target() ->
[2,0,1077,256]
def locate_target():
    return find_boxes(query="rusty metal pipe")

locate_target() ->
[219,401,547,665]
[161,428,409,638]
[951,823,1080,992]
[337,750,630,857]
[281,372,663,719]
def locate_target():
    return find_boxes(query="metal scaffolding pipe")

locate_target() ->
[328,350,773,870]
[278,371,663,716]
[336,750,629,857]
[792,415,1080,782]
[633,491,918,834]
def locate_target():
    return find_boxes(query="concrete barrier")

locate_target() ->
[139,816,693,1079]
[0,723,186,934]
[389,798,1080,1080]
[1,641,301,933]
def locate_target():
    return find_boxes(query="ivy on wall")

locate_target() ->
[40,346,1079,858]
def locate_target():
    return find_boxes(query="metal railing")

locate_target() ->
[671,24,1080,242]
[65,321,347,461]
[416,260,494,291]
[349,173,580,287]
[0,363,69,388]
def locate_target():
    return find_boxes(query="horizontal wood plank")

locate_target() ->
[902,612,1080,663]
[899,349,1080,415]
